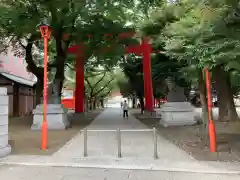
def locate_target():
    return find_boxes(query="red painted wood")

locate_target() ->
[67,32,155,112]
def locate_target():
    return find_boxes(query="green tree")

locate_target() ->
[0,0,151,104]
[141,0,240,122]
[65,61,121,109]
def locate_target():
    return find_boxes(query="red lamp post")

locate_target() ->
[204,68,217,152]
[39,24,51,150]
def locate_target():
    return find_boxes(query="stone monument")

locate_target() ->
[0,87,11,157]
[159,77,196,127]
[31,79,70,130]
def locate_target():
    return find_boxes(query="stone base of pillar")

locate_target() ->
[0,145,11,158]
[0,87,11,158]
[31,104,70,130]
[159,102,197,127]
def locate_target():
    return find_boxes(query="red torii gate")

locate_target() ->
[68,45,85,112]
[68,32,154,113]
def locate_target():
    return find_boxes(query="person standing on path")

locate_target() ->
[123,100,129,119]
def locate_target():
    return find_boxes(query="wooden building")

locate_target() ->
[0,53,37,116]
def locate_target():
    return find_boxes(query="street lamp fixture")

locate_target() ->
[39,21,51,150]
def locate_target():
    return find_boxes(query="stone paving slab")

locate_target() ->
[205,161,240,171]
[0,166,239,180]
[0,155,50,163]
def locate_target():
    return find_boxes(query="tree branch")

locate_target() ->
[65,63,74,70]
[85,78,93,90]
[92,72,106,88]
[25,34,42,78]
[18,41,26,49]
[92,78,114,97]
[99,88,113,98]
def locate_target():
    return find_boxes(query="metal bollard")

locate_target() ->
[153,127,158,159]
[117,128,122,158]
[84,128,87,157]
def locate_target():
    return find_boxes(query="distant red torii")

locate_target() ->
[64,32,136,41]
[67,32,154,113]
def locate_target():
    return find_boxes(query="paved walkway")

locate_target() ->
[53,108,195,161]
[1,107,240,179]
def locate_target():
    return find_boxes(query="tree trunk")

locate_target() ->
[213,66,239,121]
[54,44,66,103]
[199,70,208,124]
[85,96,89,112]
[226,72,239,121]
[139,96,144,114]
[198,69,208,146]
[100,99,104,108]
[89,98,93,110]
[35,78,43,106]
[52,78,62,104]
[213,66,228,121]
[157,99,161,108]
[96,100,99,108]
[93,99,96,109]
[24,35,44,107]
[132,97,136,108]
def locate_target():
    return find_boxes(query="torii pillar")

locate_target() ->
[125,37,154,112]
[142,37,154,111]
[68,45,85,113]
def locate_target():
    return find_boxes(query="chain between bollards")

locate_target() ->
[153,127,158,159]
[117,128,122,158]
[83,128,87,157]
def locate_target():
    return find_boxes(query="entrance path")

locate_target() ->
[53,108,194,161]
[48,108,239,174]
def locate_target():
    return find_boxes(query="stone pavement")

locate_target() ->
[0,165,239,180]
[1,107,240,179]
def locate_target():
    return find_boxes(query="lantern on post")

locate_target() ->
[39,20,51,150]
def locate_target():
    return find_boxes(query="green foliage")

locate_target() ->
[118,79,134,98]
[85,72,114,99]
[65,64,122,99]
[144,0,240,70]
[0,0,162,86]
[136,0,240,96]
[121,55,145,97]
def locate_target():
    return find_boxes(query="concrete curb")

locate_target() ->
[1,161,240,174]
